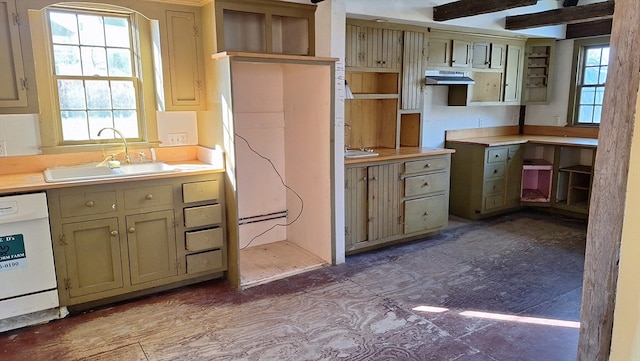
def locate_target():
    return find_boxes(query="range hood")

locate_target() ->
[425,70,475,85]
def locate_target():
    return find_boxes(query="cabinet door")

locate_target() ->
[356,27,402,69]
[401,30,425,110]
[427,38,450,68]
[345,166,368,248]
[126,210,178,285]
[503,44,523,103]
[404,194,448,234]
[368,163,401,241]
[451,39,472,68]
[61,218,123,299]
[0,0,28,108]
[490,43,505,69]
[164,10,205,110]
[345,24,361,67]
[505,145,524,208]
[472,42,490,69]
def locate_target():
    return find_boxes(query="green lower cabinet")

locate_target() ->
[447,142,523,219]
[61,218,123,298]
[345,153,451,254]
[126,210,178,285]
[48,173,226,307]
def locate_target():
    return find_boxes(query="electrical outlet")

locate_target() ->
[168,132,188,145]
[0,140,6,157]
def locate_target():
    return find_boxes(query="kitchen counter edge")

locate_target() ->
[344,147,455,165]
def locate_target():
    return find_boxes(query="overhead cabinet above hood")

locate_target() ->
[425,70,475,85]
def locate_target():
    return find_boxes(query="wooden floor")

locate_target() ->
[0,210,587,361]
[240,240,328,288]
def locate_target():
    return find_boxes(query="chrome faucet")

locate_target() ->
[97,127,131,164]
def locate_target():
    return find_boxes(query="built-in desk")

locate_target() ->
[446,128,598,219]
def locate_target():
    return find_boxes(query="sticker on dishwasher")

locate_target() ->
[0,234,27,271]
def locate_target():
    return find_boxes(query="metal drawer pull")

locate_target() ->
[146,194,154,200]
[424,163,431,168]
[424,211,430,216]
[128,227,136,233]
[495,154,500,158]
[493,169,498,174]
[423,182,430,187]
[110,230,118,236]
[85,200,95,207]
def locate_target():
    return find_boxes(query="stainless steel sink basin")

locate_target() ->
[43,162,179,183]
[345,149,379,158]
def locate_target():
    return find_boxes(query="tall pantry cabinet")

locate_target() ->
[202,52,336,289]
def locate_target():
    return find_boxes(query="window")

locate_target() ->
[569,37,610,126]
[48,8,141,143]
[31,3,160,153]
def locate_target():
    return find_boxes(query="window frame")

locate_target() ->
[31,3,160,154]
[568,36,610,127]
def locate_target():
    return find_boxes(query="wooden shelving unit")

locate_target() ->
[522,39,555,104]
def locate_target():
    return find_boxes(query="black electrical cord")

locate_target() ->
[235,133,304,250]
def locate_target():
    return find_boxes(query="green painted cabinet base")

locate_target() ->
[48,173,226,308]
[345,154,451,254]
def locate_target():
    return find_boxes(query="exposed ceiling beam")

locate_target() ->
[563,0,580,7]
[433,0,538,22]
[565,18,612,39]
[505,2,615,30]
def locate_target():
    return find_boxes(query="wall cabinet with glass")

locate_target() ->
[210,0,315,56]
[48,173,226,308]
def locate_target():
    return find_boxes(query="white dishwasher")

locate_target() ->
[0,192,64,332]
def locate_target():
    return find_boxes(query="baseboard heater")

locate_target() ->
[238,210,288,225]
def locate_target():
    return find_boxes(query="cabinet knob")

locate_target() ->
[423,182,430,187]
[110,230,118,237]
[85,200,95,207]
[495,154,500,158]
[424,211,430,216]
[424,163,431,168]
[371,176,378,181]
[146,194,154,200]
[494,169,498,174]
[128,227,136,233]
[363,176,367,181]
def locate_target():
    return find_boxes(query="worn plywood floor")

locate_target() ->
[0,210,586,361]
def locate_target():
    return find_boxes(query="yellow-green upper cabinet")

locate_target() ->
[162,10,206,111]
[211,0,316,56]
[426,37,450,68]
[0,0,37,113]
[503,44,524,104]
[401,30,426,110]
[346,20,402,70]
[426,34,470,69]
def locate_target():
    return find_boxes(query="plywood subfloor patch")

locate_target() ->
[240,240,327,289]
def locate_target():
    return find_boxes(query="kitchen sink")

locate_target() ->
[43,162,179,183]
[344,149,379,158]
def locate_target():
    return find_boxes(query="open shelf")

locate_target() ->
[521,159,553,203]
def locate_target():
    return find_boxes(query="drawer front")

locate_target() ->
[186,227,224,251]
[184,204,222,228]
[484,194,505,211]
[183,180,220,203]
[186,250,224,274]
[483,179,505,196]
[124,185,174,210]
[405,172,448,197]
[404,157,449,174]
[484,163,505,179]
[58,191,117,218]
[486,147,508,164]
[404,194,448,234]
